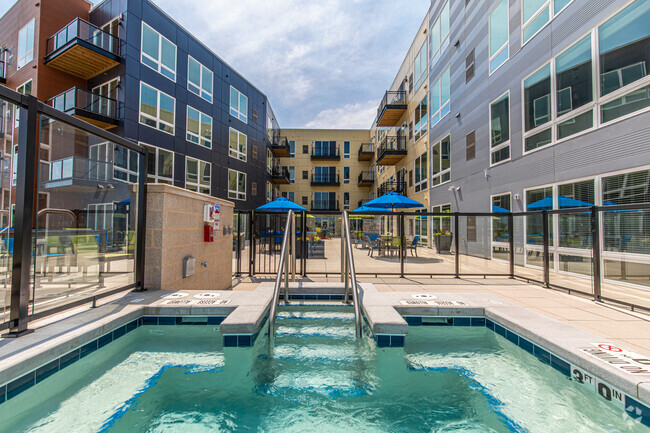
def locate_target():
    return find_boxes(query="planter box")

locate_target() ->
[434,234,453,253]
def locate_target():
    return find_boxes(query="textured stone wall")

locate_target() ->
[144,184,234,291]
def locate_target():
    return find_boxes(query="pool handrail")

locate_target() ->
[268,210,294,339]
[342,211,362,338]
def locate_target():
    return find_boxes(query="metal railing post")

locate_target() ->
[269,211,294,338]
[400,213,405,278]
[508,213,515,279]
[542,210,550,288]
[236,212,242,277]
[454,213,460,278]
[591,206,602,301]
[301,211,307,277]
[341,220,345,282]
[134,147,148,292]
[291,213,296,282]
[344,231,350,303]
[249,211,255,276]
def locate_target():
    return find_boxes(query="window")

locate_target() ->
[430,1,450,65]
[143,144,174,184]
[414,209,428,238]
[187,56,213,102]
[431,136,451,186]
[251,182,257,196]
[603,169,650,205]
[314,166,336,183]
[409,72,414,93]
[409,170,413,187]
[14,80,32,129]
[314,141,337,156]
[266,182,272,202]
[343,166,350,184]
[466,131,476,161]
[89,142,110,181]
[267,150,272,173]
[489,0,509,73]
[525,186,553,248]
[491,193,511,243]
[228,127,247,161]
[186,157,211,194]
[431,68,450,126]
[93,78,119,117]
[432,204,452,234]
[228,169,246,200]
[409,122,413,140]
[229,86,248,122]
[302,145,309,154]
[282,191,295,202]
[50,158,74,181]
[414,41,428,90]
[186,106,212,148]
[17,19,34,69]
[466,49,475,82]
[414,152,428,193]
[140,83,175,134]
[522,0,572,44]
[114,144,139,183]
[289,140,296,157]
[302,170,308,180]
[87,203,113,232]
[314,192,336,210]
[141,22,176,80]
[343,192,350,210]
[288,166,295,184]
[302,196,308,206]
[344,141,350,158]
[414,96,428,141]
[490,92,510,165]
[523,63,552,151]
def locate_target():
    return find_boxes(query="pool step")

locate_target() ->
[276,310,355,321]
[274,324,356,340]
[261,370,372,399]
[271,343,361,363]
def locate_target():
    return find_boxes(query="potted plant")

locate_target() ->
[434,230,453,253]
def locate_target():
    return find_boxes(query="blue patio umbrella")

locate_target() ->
[363,192,424,211]
[527,195,592,210]
[492,204,510,213]
[256,197,307,212]
[352,205,392,213]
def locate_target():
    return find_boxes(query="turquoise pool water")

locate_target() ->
[0,306,648,432]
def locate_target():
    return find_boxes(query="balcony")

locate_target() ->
[47,87,119,130]
[311,172,340,186]
[44,18,121,79]
[311,200,339,211]
[270,166,290,184]
[271,136,291,157]
[376,135,407,166]
[377,180,406,196]
[358,143,373,161]
[311,146,340,161]
[42,156,119,191]
[375,90,407,127]
[358,171,374,187]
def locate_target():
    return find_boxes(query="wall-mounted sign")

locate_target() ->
[204,203,221,230]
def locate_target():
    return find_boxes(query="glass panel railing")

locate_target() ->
[48,87,119,119]
[551,210,594,296]
[458,216,510,276]
[513,214,545,283]
[403,213,451,276]
[304,213,342,276]
[46,18,120,57]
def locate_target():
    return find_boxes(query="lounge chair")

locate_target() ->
[407,235,420,257]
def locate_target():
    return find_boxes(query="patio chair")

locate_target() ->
[366,236,382,257]
[407,236,420,257]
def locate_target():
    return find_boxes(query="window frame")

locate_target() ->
[139,82,176,135]
[414,95,428,142]
[430,0,450,66]
[228,127,247,161]
[185,156,211,194]
[430,68,451,127]
[488,0,509,74]
[343,166,350,184]
[186,105,212,149]
[430,134,451,188]
[17,19,35,69]
[229,85,248,123]
[522,0,573,46]
[228,169,247,201]
[142,143,174,185]
[413,41,428,91]
[489,90,511,167]
[113,144,140,184]
[414,151,428,193]
[187,55,213,102]
[140,22,177,81]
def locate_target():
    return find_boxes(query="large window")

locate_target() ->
[414,96,428,141]
[431,68,450,127]
[188,56,213,102]
[314,192,336,210]
[228,169,246,200]
[186,106,212,148]
[230,86,248,122]
[143,144,174,185]
[432,203,451,234]
[141,22,177,81]
[289,140,296,158]
[491,193,511,243]
[343,166,350,184]
[490,92,510,165]
[414,41,428,90]
[523,63,552,152]
[489,0,509,73]
[344,141,350,159]
[186,157,211,194]
[113,145,139,183]
[430,1,450,65]
[17,19,35,69]
[140,83,175,134]
[229,127,247,161]
[522,0,572,44]
[525,186,554,249]
[288,166,295,184]
[414,152,428,193]
[431,136,450,186]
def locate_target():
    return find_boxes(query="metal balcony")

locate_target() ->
[377,180,406,196]
[44,18,121,79]
[358,143,373,161]
[311,146,340,160]
[311,200,339,211]
[311,173,340,186]
[376,135,407,165]
[358,171,374,187]
[47,87,119,130]
[375,90,407,127]
[270,166,290,184]
[271,136,291,157]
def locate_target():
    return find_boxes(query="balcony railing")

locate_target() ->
[377,180,406,196]
[311,146,340,160]
[45,18,121,79]
[270,166,290,184]
[311,172,340,186]
[376,135,407,165]
[311,200,339,211]
[375,90,407,127]
[358,142,374,161]
[358,171,375,186]
[271,136,291,157]
[47,87,119,129]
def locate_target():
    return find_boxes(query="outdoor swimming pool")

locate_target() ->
[0,306,648,432]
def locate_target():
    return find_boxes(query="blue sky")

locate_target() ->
[1,0,430,128]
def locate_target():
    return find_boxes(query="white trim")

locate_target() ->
[139,82,175,135]
[140,22,177,82]
[430,68,450,128]
[430,134,451,188]
[17,19,35,69]
[228,127,247,161]
[414,151,428,193]
[229,85,248,123]
[186,105,212,148]
[521,0,574,47]
[185,156,211,194]
[140,142,174,185]
[488,0,509,75]
[187,55,213,103]
[489,90,511,166]
[228,169,246,201]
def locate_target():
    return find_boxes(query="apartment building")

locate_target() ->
[275,129,372,212]
[0,0,280,215]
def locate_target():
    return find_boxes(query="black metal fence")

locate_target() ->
[0,85,146,336]
[233,205,650,313]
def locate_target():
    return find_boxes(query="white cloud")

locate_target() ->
[303,100,377,129]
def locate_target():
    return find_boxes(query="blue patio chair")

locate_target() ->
[366,236,382,257]
[407,236,420,257]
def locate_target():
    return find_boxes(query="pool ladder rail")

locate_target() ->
[268,211,362,340]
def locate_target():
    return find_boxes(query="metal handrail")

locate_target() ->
[341,211,362,338]
[268,210,294,338]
